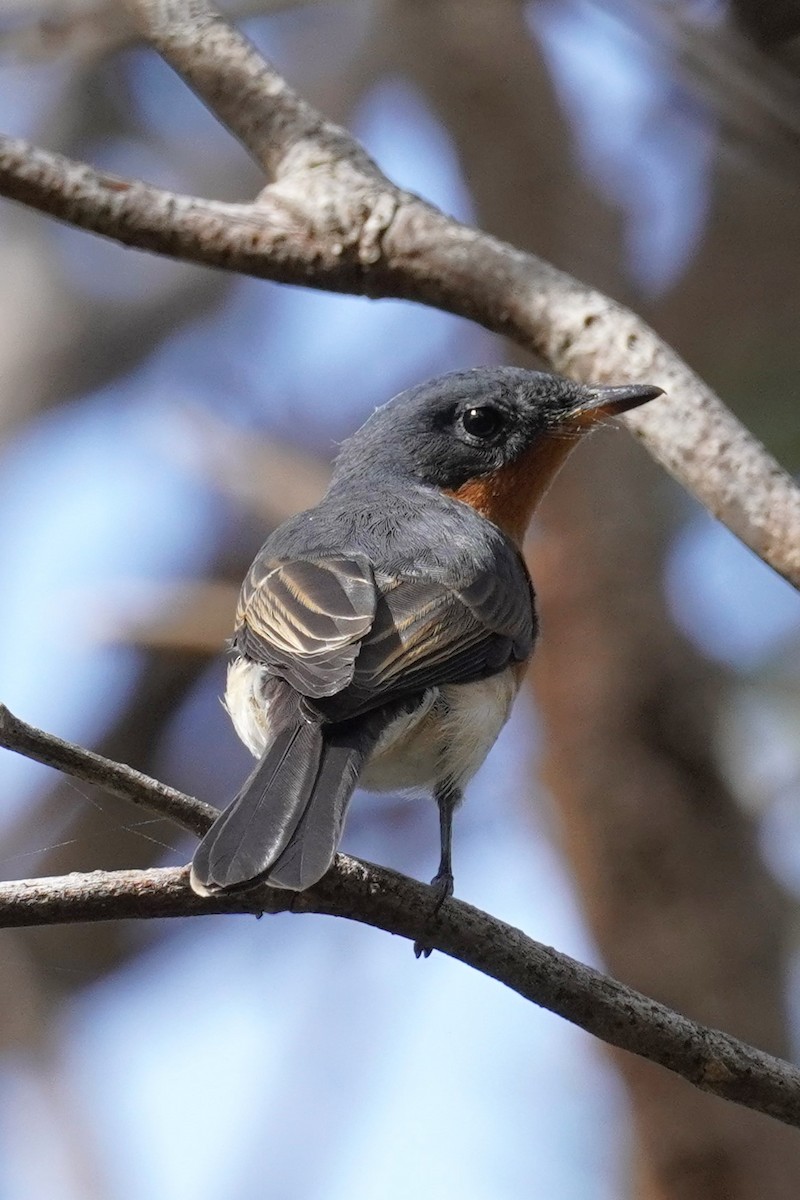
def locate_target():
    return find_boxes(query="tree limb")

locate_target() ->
[125,0,381,179]
[0,704,216,836]
[0,0,797,587]
[1,706,800,1130]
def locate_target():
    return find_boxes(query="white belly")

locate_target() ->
[351,671,518,794]
[225,658,519,794]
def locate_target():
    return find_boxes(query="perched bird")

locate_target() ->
[190,367,662,929]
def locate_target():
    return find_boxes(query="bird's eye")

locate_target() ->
[460,405,504,440]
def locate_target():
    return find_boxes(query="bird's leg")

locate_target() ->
[431,781,459,906]
[414,782,460,959]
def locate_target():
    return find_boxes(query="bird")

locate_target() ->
[190,366,662,946]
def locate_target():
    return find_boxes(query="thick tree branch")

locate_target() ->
[128,0,800,587]
[0,0,798,587]
[1,710,800,1129]
[1,134,797,591]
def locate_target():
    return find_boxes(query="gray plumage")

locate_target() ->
[191,481,534,893]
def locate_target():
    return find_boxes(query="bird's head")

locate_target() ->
[331,367,663,541]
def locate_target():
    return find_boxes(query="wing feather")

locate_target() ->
[234,547,535,718]
[236,556,377,697]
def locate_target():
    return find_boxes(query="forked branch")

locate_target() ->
[0,0,796,585]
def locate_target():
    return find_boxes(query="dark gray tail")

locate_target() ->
[190,703,372,895]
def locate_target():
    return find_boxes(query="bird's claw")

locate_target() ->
[413,870,455,958]
[430,870,454,910]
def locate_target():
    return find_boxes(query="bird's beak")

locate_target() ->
[567,383,664,428]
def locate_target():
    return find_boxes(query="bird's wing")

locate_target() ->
[319,567,533,721]
[235,548,535,718]
[235,555,378,697]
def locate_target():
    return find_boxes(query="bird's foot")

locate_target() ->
[413,870,455,959]
[430,869,455,911]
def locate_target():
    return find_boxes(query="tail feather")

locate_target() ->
[191,700,384,895]
[267,732,366,890]
[191,717,323,894]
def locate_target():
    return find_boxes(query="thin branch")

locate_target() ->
[2,709,800,1129]
[125,0,381,179]
[0,704,216,836]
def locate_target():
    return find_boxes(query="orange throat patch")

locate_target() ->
[445,435,576,544]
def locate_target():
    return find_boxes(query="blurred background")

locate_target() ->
[1,1,800,1196]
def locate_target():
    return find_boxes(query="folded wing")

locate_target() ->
[235,549,535,719]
